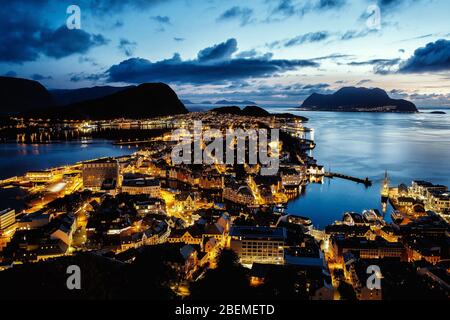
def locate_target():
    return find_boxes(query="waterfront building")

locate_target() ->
[229,226,286,266]
[0,208,16,232]
[410,180,448,199]
[307,165,325,176]
[280,169,303,186]
[82,158,120,189]
[26,170,55,182]
[428,192,450,212]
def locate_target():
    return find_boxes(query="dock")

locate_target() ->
[325,172,372,187]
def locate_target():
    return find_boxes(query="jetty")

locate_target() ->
[325,172,372,187]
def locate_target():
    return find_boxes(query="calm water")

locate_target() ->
[2,108,449,226]
[0,140,135,211]
[267,107,450,227]
[0,140,136,179]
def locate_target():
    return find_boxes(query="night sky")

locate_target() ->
[1,0,449,106]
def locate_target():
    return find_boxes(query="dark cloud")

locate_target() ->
[0,2,109,63]
[4,1,173,17]
[197,39,238,62]
[113,20,124,28]
[151,15,172,25]
[267,0,346,20]
[312,53,354,61]
[268,31,331,48]
[105,39,319,85]
[374,0,423,9]
[271,0,297,17]
[317,0,346,9]
[356,79,372,86]
[174,37,185,42]
[70,72,106,83]
[39,27,109,59]
[340,29,379,41]
[347,58,401,74]
[235,50,273,60]
[31,74,53,81]
[83,0,171,15]
[180,81,334,105]
[118,38,138,57]
[398,39,450,73]
[78,56,99,67]
[217,6,255,26]
[285,31,331,47]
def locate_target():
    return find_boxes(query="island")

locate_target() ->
[300,87,418,113]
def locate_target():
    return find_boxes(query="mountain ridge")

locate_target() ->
[25,82,188,120]
[0,76,55,115]
[300,87,418,113]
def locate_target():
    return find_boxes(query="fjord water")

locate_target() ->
[0,140,135,211]
[273,107,450,227]
[0,140,135,180]
[1,107,449,227]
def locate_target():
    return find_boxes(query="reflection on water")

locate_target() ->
[0,140,135,180]
[2,108,449,227]
[267,107,450,227]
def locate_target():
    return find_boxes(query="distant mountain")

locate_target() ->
[51,86,135,106]
[211,105,308,121]
[215,99,256,105]
[25,83,188,120]
[201,101,212,104]
[300,87,418,113]
[241,105,271,117]
[181,99,195,105]
[0,76,55,115]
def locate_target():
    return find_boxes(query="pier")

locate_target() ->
[325,172,372,187]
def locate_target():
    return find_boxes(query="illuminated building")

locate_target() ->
[26,170,54,182]
[279,167,303,186]
[0,208,16,232]
[82,158,120,189]
[223,185,256,206]
[229,226,286,266]
[122,178,161,198]
[330,235,406,265]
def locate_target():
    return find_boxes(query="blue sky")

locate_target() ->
[1,0,450,106]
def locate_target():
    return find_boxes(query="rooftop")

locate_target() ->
[230,226,286,240]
